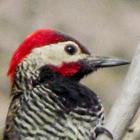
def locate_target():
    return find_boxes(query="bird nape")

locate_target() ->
[4,29,129,140]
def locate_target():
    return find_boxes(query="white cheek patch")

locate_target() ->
[28,41,88,66]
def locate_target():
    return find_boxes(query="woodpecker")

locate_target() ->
[4,29,129,140]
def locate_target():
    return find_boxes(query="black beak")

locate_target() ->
[72,56,129,81]
[87,56,130,68]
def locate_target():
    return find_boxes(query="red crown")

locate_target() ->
[8,29,66,79]
[8,29,89,80]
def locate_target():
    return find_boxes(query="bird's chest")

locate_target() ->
[14,84,103,140]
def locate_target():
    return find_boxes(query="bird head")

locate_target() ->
[8,29,129,84]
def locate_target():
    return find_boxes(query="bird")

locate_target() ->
[3,29,129,140]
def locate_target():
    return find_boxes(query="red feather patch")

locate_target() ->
[8,29,67,80]
[8,29,89,80]
[49,62,81,77]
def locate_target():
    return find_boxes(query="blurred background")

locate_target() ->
[0,0,140,138]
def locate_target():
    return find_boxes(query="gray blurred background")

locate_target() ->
[0,0,139,137]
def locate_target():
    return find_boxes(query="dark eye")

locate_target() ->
[64,45,78,55]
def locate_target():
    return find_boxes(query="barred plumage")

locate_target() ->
[5,71,104,140]
[4,29,128,140]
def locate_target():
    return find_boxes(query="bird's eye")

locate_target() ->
[64,45,78,55]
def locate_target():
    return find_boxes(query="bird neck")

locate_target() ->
[11,58,41,95]
[11,58,78,96]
